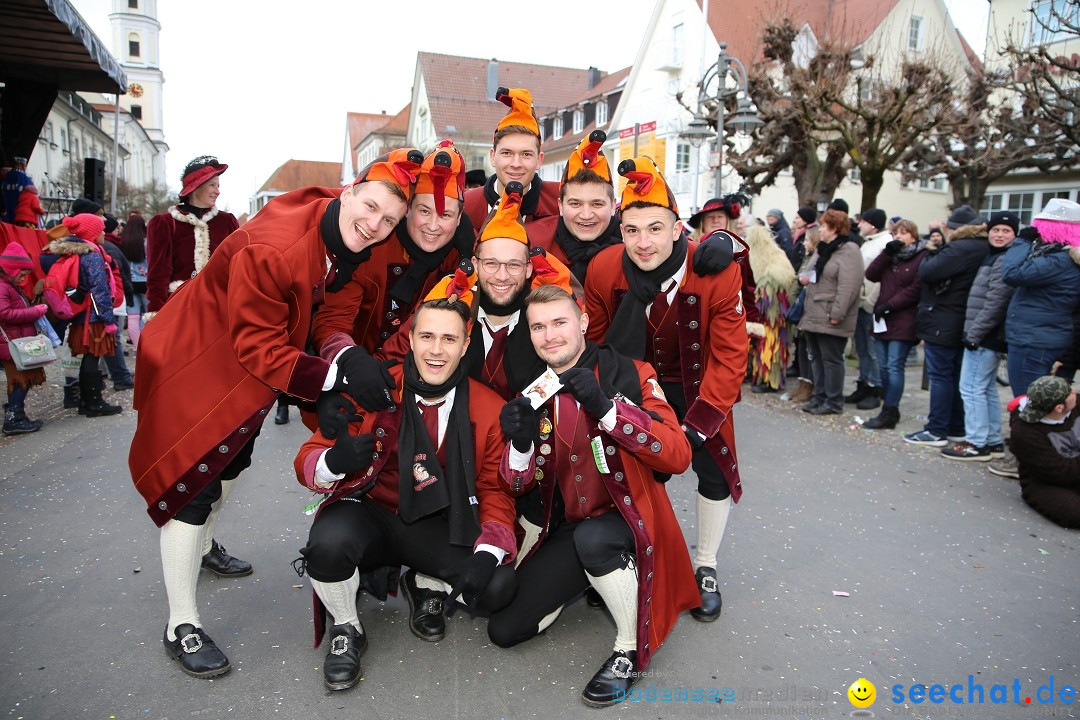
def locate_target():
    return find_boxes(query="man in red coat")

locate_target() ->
[490,285,697,707]
[295,295,517,691]
[584,157,748,624]
[129,150,422,679]
[463,87,560,256]
[312,141,474,357]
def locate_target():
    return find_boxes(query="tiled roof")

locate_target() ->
[346,111,399,176]
[379,103,411,135]
[417,52,609,139]
[566,66,631,107]
[698,0,900,65]
[258,159,342,193]
[955,29,983,72]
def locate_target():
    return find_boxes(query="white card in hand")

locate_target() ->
[523,368,563,409]
[873,316,887,333]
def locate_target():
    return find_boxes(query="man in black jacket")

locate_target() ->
[905,205,989,446]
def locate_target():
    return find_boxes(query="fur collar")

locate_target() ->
[43,238,94,256]
[746,225,797,288]
[948,224,987,241]
[169,205,220,276]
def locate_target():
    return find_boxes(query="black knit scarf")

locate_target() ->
[813,234,851,281]
[482,175,546,216]
[320,197,374,293]
[463,301,546,396]
[606,234,689,359]
[554,215,623,284]
[397,353,478,546]
[389,219,458,307]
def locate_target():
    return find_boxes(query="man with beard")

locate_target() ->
[313,141,474,356]
[554,131,623,284]
[295,291,517,691]
[463,87,560,255]
[129,150,422,679]
[584,157,748,624]
[489,285,698,706]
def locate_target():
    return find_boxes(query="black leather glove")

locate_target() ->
[559,367,614,420]
[883,239,904,256]
[316,391,359,439]
[872,304,892,324]
[964,340,979,352]
[334,346,398,411]
[500,396,538,452]
[693,230,735,276]
[446,550,499,615]
[684,426,706,451]
[323,431,376,476]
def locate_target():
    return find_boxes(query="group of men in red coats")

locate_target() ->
[129,86,750,707]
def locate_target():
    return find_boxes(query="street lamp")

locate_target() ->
[681,42,763,204]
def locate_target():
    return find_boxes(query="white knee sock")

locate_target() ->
[415,572,451,594]
[311,570,361,632]
[694,495,731,569]
[161,519,205,640]
[537,605,563,634]
[586,565,638,653]
[201,479,235,556]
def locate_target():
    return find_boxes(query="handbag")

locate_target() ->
[0,324,58,371]
[786,291,806,324]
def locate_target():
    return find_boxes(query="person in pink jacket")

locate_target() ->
[0,241,50,434]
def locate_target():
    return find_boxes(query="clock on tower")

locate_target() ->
[129,83,144,98]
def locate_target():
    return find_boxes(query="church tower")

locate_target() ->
[109,0,168,185]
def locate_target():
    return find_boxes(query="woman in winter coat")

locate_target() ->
[797,208,864,414]
[1001,199,1080,397]
[745,224,797,392]
[41,213,122,417]
[145,156,239,319]
[940,212,1019,460]
[862,219,925,429]
[784,225,821,404]
[0,242,50,434]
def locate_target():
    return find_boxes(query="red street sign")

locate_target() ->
[618,121,657,139]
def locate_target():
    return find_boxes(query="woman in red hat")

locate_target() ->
[144,156,239,318]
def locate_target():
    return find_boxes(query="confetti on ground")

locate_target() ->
[832,591,850,597]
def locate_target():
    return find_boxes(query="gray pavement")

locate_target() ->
[1,357,1077,720]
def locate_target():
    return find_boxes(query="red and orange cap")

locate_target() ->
[618,156,678,216]
[562,130,611,187]
[477,181,529,246]
[528,246,581,306]
[423,258,478,332]
[414,140,467,216]
[353,148,425,202]
[495,87,540,140]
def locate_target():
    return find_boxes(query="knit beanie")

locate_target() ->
[62,213,105,241]
[797,207,816,224]
[0,241,34,276]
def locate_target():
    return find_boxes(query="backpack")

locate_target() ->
[42,254,87,320]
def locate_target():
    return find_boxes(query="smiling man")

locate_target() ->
[129,149,421,679]
[295,289,518,691]
[553,130,623,283]
[313,141,474,356]
[463,87,561,255]
[488,284,697,707]
[584,157,748,624]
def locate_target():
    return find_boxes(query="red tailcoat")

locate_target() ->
[145,207,239,312]
[130,187,338,526]
[494,361,697,670]
[584,241,748,501]
[295,364,518,559]
[310,235,460,357]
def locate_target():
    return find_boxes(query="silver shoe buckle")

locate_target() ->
[700,576,718,594]
[180,632,204,654]
[424,597,444,615]
[611,656,634,679]
[330,634,350,656]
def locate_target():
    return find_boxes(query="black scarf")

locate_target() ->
[320,197,374,293]
[554,215,623,284]
[463,304,546,396]
[896,238,925,262]
[388,215,475,308]
[482,175,546,217]
[1029,237,1065,260]
[606,234,689,360]
[397,353,479,546]
[814,234,851,281]
[570,341,643,405]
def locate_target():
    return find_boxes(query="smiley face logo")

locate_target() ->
[848,678,876,708]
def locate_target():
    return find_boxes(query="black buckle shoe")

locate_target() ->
[581,650,638,707]
[163,623,231,678]
[323,623,368,691]
[274,403,290,425]
[201,539,253,578]
[690,567,722,622]
[400,569,447,642]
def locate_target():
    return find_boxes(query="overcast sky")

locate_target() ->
[68,0,990,216]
